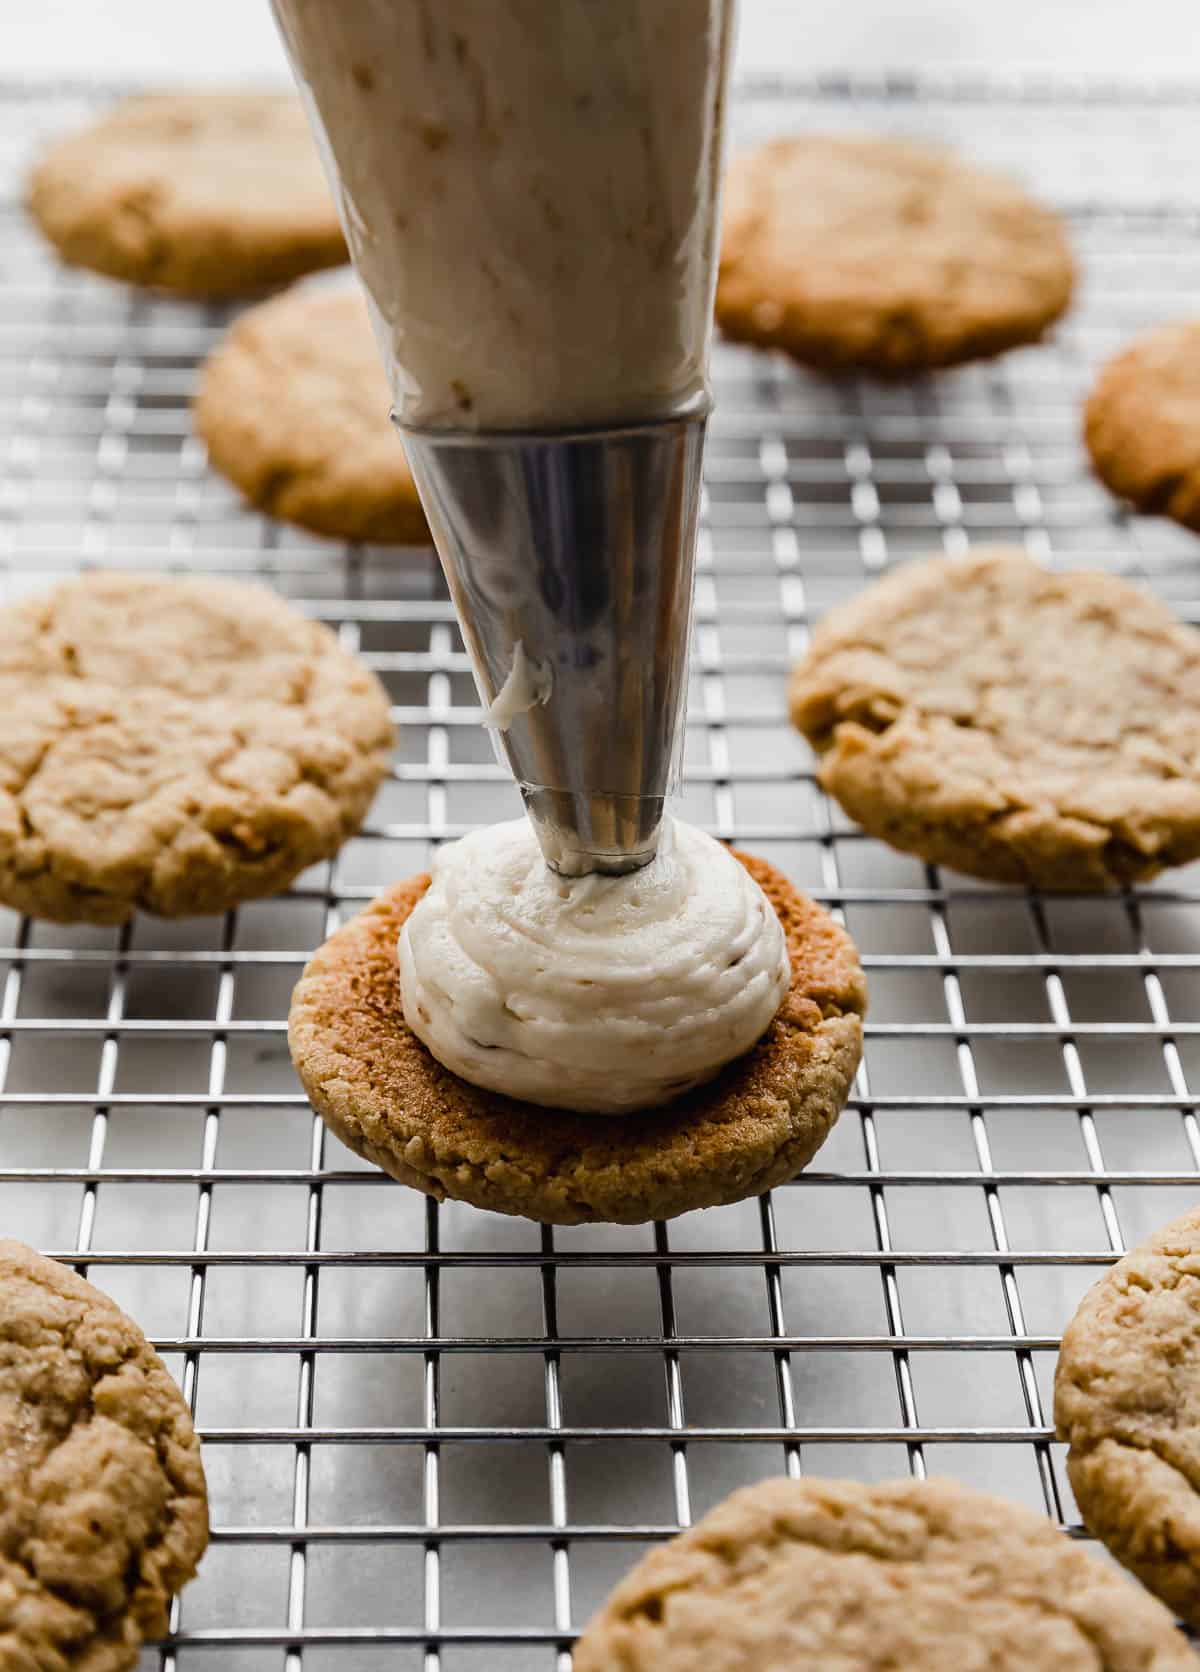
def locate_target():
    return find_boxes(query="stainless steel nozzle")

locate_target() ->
[401,413,707,877]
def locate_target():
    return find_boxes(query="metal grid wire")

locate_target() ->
[4,72,1200,1669]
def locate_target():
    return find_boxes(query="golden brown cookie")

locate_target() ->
[0,1239,209,1671]
[573,1475,1192,1671]
[1056,1206,1200,1630]
[26,92,346,298]
[1085,322,1200,530]
[0,571,393,924]
[288,853,865,1225]
[194,285,429,545]
[790,547,1200,890]
[717,134,1075,376]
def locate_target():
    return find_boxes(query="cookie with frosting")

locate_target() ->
[288,818,865,1224]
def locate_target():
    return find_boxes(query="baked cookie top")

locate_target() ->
[717,133,1075,375]
[26,92,346,297]
[0,571,393,923]
[0,1239,208,1672]
[1056,1205,1200,1630]
[572,1474,1192,1671]
[790,546,1200,889]
[288,852,865,1225]
[1085,320,1200,531]
[194,284,429,545]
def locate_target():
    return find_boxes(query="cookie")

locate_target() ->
[26,92,346,297]
[1085,322,1200,530]
[288,852,865,1225]
[0,571,393,923]
[1056,1205,1200,1629]
[717,134,1075,376]
[194,285,429,545]
[572,1475,1192,1670]
[790,547,1200,890]
[0,1239,208,1671]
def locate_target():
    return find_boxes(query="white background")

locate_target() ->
[7,0,1197,84]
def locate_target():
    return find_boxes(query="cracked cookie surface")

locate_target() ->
[287,854,865,1225]
[0,571,393,923]
[1085,321,1200,531]
[717,134,1074,375]
[0,1239,208,1672]
[1056,1206,1200,1630]
[789,547,1200,889]
[572,1475,1193,1670]
[26,92,346,297]
[194,285,429,545]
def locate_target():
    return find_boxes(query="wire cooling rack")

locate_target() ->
[4,72,1200,1669]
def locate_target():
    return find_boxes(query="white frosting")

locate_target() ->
[481,640,553,732]
[398,817,790,1114]
[271,0,735,429]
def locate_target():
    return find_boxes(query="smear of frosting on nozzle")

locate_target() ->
[481,639,553,732]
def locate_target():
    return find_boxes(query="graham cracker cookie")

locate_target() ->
[1056,1205,1200,1630]
[288,853,865,1225]
[194,285,429,545]
[572,1475,1193,1670]
[26,92,346,298]
[790,547,1200,890]
[717,134,1075,376]
[0,571,393,924]
[0,1239,208,1672]
[1085,321,1200,530]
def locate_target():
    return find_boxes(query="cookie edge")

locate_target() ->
[193,291,430,546]
[0,1237,210,1660]
[571,1473,1191,1670]
[0,572,395,923]
[716,135,1076,376]
[789,547,1200,890]
[1054,1206,1200,1629]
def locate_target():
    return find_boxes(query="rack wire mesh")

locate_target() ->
[4,71,1200,1669]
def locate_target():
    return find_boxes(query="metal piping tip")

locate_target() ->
[400,413,707,876]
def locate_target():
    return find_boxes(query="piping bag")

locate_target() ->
[271,0,737,875]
